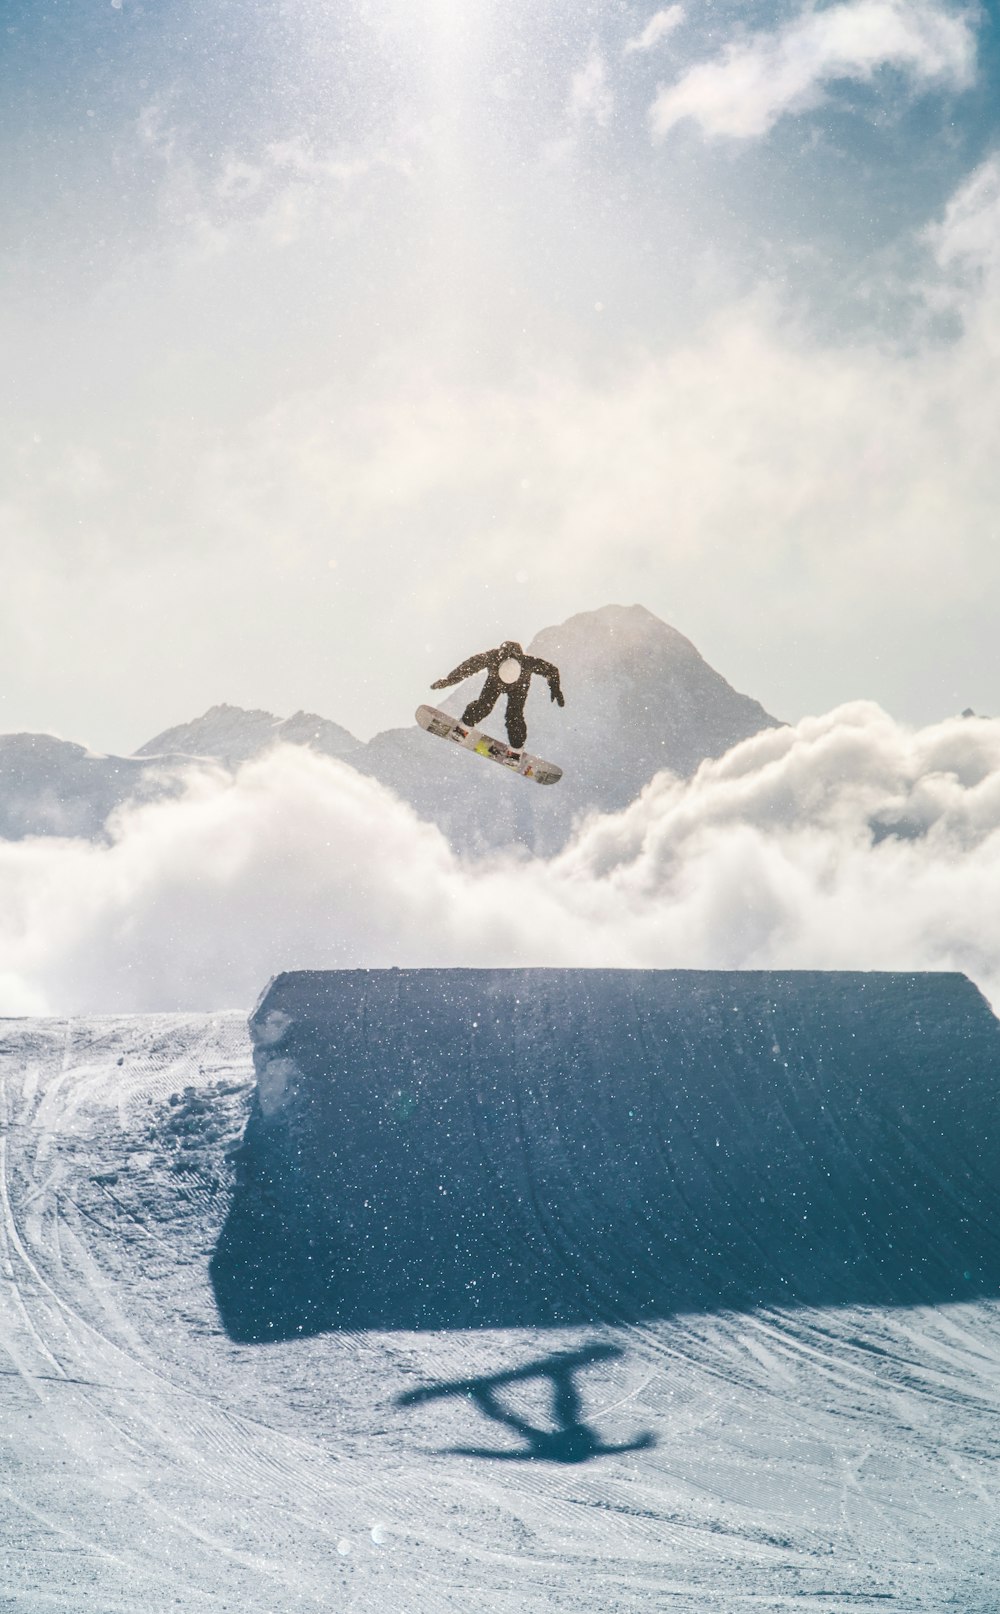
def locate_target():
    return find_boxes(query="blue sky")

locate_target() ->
[3,0,1000,746]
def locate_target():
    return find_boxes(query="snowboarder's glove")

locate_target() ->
[552,689,565,707]
[430,678,449,690]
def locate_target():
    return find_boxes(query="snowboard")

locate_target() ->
[415,705,562,785]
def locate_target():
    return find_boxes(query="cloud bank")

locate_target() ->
[651,0,976,141]
[3,703,1000,1016]
[927,154,1000,281]
[624,7,685,57]
[10,138,1000,752]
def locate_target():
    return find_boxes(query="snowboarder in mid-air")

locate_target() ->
[431,640,565,752]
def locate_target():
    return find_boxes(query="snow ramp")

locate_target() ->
[211,968,1000,1339]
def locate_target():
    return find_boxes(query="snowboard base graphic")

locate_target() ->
[416,705,562,785]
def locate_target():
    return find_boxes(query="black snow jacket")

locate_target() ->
[432,641,565,706]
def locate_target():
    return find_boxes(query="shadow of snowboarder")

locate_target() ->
[396,1342,655,1464]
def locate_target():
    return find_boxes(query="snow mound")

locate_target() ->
[213,967,1000,1337]
[136,701,360,765]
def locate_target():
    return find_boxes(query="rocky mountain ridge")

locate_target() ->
[0,605,779,852]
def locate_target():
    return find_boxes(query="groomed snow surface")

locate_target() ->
[2,975,1000,1611]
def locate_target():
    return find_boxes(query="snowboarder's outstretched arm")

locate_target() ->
[528,656,565,707]
[431,651,491,690]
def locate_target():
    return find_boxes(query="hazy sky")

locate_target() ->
[4,0,1000,750]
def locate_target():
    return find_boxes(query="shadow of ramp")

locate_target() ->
[210,968,1000,1340]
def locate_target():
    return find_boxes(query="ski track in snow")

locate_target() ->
[1,1015,999,1611]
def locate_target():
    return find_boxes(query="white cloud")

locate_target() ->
[8,208,1000,746]
[569,46,614,129]
[624,7,685,57]
[650,0,976,141]
[926,154,1000,279]
[132,113,417,261]
[136,102,180,163]
[3,707,1000,1016]
[189,248,1000,701]
[545,44,614,163]
[5,154,1000,748]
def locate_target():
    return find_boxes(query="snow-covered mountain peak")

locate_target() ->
[136,704,359,766]
[0,604,775,853]
[365,603,780,853]
[528,602,699,667]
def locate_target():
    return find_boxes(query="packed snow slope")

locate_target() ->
[4,971,1000,1611]
[217,968,1000,1339]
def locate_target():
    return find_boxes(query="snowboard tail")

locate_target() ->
[415,705,562,785]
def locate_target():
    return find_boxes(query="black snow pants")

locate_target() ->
[462,677,528,749]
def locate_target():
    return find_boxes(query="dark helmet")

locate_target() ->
[499,640,523,657]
